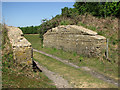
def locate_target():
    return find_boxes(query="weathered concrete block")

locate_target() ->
[43,25,106,57]
[5,26,33,69]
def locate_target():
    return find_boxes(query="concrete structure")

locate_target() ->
[5,26,33,68]
[43,25,106,57]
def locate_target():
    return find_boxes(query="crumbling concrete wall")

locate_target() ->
[5,26,33,68]
[43,25,106,57]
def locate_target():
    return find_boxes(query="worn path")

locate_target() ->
[33,49,118,87]
[34,61,72,88]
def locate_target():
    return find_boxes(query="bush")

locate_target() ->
[19,26,39,34]
[98,31,104,36]
[79,56,83,62]
[73,52,77,56]
[87,26,97,31]
[60,20,70,25]
[73,2,120,18]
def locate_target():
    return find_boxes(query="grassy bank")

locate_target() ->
[24,34,118,80]
[2,67,56,88]
[2,27,56,88]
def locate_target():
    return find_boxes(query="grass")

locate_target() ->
[78,22,97,31]
[2,53,56,88]
[2,68,56,88]
[24,34,118,80]
[78,21,118,64]
[33,51,117,88]
[2,27,56,88]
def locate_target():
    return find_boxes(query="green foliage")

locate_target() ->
[87,26,97,31]
[19,25,39,34]
[2,53,13,68]
[73,52,77,56]
[112,39,118,45]
[73,2,120,17]
[61,7,70,17]
[2,25,14,68]
[79,56,84,62]
[60,20,70,25]
[98,31,104,36]
[2,25,8,46]
[38,19,59,43]
[62,7,79,18]
[78,22,86,27]
[53,48,56,51]
[78,22,97,31]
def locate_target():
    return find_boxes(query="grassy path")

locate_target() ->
[33,51,117,88]
[24,34,118,80]
[34,61,72,88]
[24,34,118,88]
[33,49,118,87]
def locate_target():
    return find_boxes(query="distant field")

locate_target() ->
[24,34,118,81]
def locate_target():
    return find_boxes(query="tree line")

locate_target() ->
[19,26,39,34]
[66,2,120,18]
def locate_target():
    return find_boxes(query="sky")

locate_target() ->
[2,2,75,27]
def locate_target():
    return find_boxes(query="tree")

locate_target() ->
[73,2,120,17]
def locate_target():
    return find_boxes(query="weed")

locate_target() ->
[102,56,106,60]
[112,41,116,45]
[87,26,96,31]
[60,20,70,25]
[53,48,56,51]
[78,22,86,27]
[98,31,104,36]
[79,56,83,62]
[73,52,77,56]
[69,58,72,61]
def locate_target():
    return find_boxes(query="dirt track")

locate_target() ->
[34,61,72,88]
[33,49,118,87]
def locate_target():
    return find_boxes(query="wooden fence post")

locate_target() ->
[106,38,109,59]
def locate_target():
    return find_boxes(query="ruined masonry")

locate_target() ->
[5,26,33,68]
[43,25,106,57]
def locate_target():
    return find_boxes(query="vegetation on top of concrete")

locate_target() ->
[2,26,56,88]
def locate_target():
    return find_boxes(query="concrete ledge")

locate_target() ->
[43,25,106,57]
[5,25,33,67]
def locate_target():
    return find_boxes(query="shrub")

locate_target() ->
[78,22,86,27]
[87,26,97,31]
[60,20,70,25]
[79,56,83,62]
[73,52,77,56]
